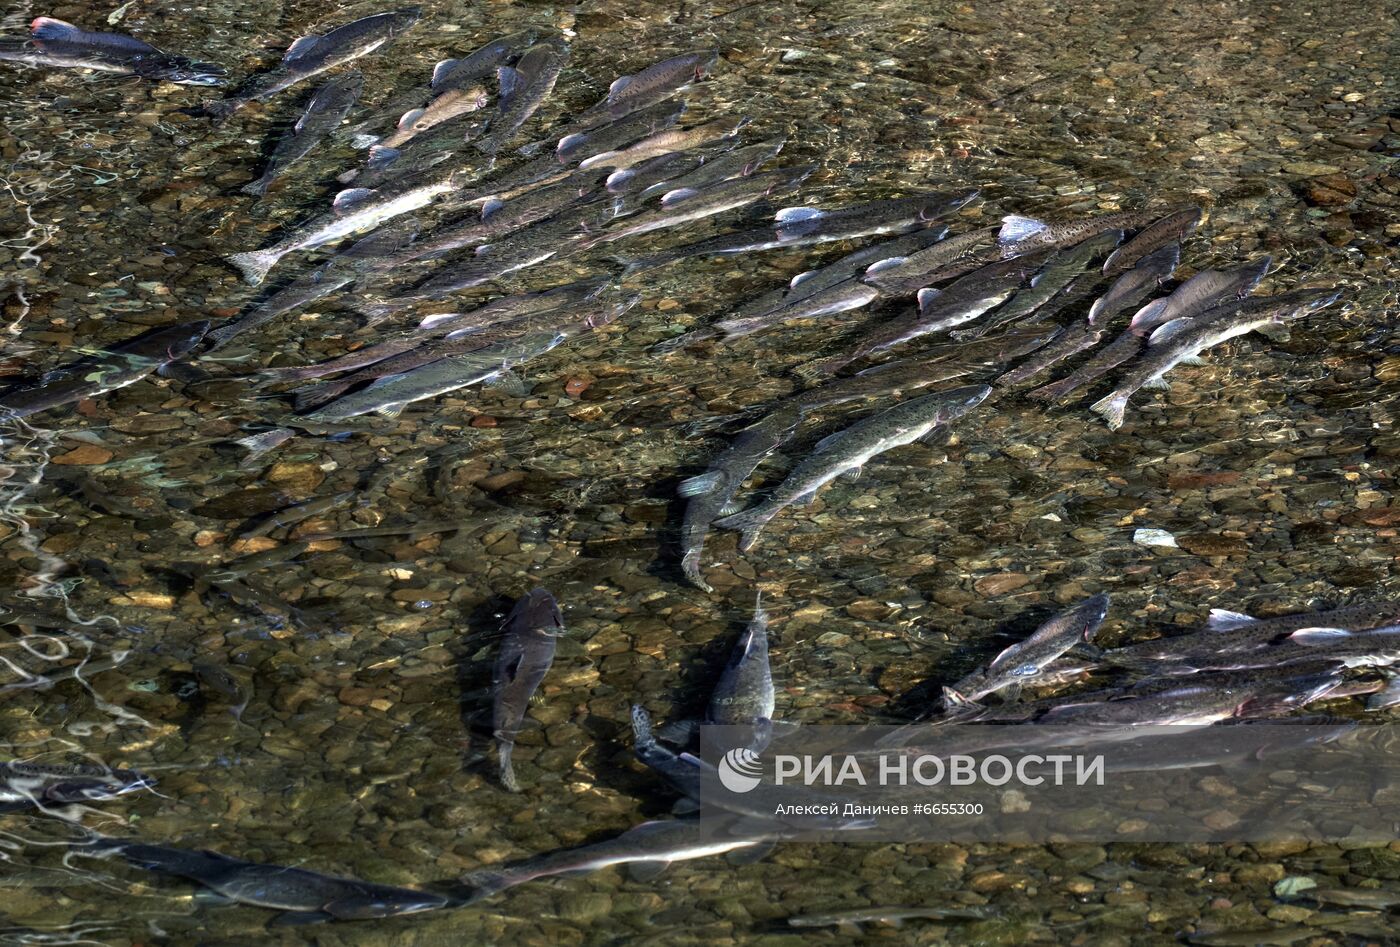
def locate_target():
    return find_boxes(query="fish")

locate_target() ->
[1103,206,1203,275]
[577,116,746,171]
[368,170,606,270]
[269,278,610,382]
[1086,242,1180,324]
[192,661,251,723]
[1367,672,1400,710]
[995,323,1105,387]
[0,321,209,420]
[82,839,452,923]
[1168,624,1400,674]
[636,137,786,201]
[797,250,1052,379]
[368,83,489,155]
[463,818,775,902]
[473,39,569,155]
[1106,601,1400,670]
[604,150,709,202]
[942,594,1110,708]
[627,190,977,271]
[953,229,1124,340]
[1036,672,1339,728]
[0,16,224,84]
[226,165,473,285]
[709,597,776,733]
[679,404,804,591]
[430,28,539,95]
[1029,256,1270,403]
[0,761,153,813]
[714,385,992,551]
[709,227,953,341]
[530,49,718,152]
[241,491,357,538]
[788,906,991,932]
[576,166,815,250]
[491,589,565,792]
[858,226,1002,294]
[206,218,421,349]
[205,9,420,119]
[242,72,364,197]
[1089,288,1342,429]
[996,205,1196,258]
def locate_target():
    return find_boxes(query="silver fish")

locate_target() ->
[473,39,569,155]
[0,761,152,812]
[243,72,364,197]
[709,596,776,728]
[1086,242,1180,324]
[206,9,419,119]
[84,839,450,923]
[996,205,1196,258]
[463,818,774,902]
[1090,288,1342,429]
[713,386,992,551]
[430,28,539,95]
[577,116,745,171]
[369,82,488,154]
[492,589,565,792]
[943,594,1110,708]
[1103,206,1203,275]
[636,137,785,201]
[0,16,224,84]
[227,164,472,285]
[679,404,803,591]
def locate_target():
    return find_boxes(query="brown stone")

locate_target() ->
[1167,471,1241,490]
[265,461,325,494]
[1177,533,1248,557]
[1303,173,1357,207]
[52,445,113,465]
[974,573,1032,596]
[478,471,525,491]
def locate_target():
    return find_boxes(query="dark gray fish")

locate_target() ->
[0,321,209,420]
[431,28,539,94]
[206,218,420,349]
[1090,288,1342,429]
[473,39,569,155]
[206,9,420,120]
[858,226,1001,294]
[714,386,992,551]
[1085,242,1180,324]
[0,761,152,813]
[797,250,1051,379]
[996,205,1196,258]
[1036,669,1343,727]
[707,227,953,342]
[994,323,1103,387]
[241,491,356,538]
[363,82,487,155]
[605,150,709,202]
[243,72,364,197]
[0,16,224,84]
[84,839,451,923]
[709,597,775,728]
[1103,206,1203,275]
[577,166,814,250]
[464,818,774,902]
[679,404,803,591]
[627,190,977,271]
[577,116,746,172]
[636,137,786,201]
[192,661,251,722]
[953,229,1124,340]
[943,594,1110,708]
[492,589,566,792]
[530,49,718,152]
[351,110,492,184]
[1029,256,1269,403]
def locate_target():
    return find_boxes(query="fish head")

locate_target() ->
[506,588,565,636]
[47,768,155,803]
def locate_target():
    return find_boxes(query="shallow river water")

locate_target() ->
[0,0,1397,943]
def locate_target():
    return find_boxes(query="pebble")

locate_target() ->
[51,445,113,465]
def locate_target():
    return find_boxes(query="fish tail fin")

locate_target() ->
[1028,377,1076,403]
[630,704,656,748]
[680,549,713,593]
[202,99,239,124]
[226,248,281,286]
[712,506,773,552]
[1089,391,1129,430]
[792,355,846,384]
[497,743,519,792]
[292,382,351,412]
[240,177,268,197]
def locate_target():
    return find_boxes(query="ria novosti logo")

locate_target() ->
[717,746,763,793]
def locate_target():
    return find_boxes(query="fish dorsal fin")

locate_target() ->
[282,34,322,62]
[365,372,407,390]
[677,470,724,497]
[985,640,1024,672]
[497,65,525,103]
[365,146,400,170]
[660,187,699,207]
[863,256,906,276]
[998,214,1047,244]
[1205,608,1256,631]
[431,58,458,88]
[480,198,505,220]
[1129,298,1170,334]
[1146,316,1193,346]
[606,74,632,101]
[397,107,426,130]
[916,287,942,313]
[30,17,80,40]
[332,187,376,214]
[789,270,816,289]
[811,429,847,454]
[1289,627,1351,644]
